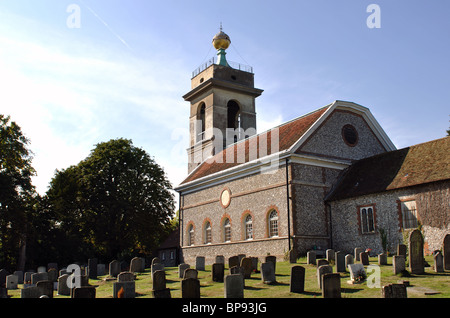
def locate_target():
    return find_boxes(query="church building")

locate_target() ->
[174,29,450,265]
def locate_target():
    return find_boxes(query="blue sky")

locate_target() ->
[1,0,449,196]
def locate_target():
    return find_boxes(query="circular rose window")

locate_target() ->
[342,124,358,147]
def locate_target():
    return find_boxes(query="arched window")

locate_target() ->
[197,103,206,142]
[223,218,231,242]
[204,221,212,244]
[227,100,241,143]
[244,214,253,240]
[187,224,195,246]
[268,210,278,237]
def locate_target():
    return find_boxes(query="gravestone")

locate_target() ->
[152,257,161,265]
[238,254,246,264]
[196,256,205,271]
[88,258,98,279]
[117,271,134,282]
[229,256,239,268]
[316,259,329,267]
[215,255,225,264]
[152,270,166,291]
[265,255,277,273]
[251,257,259,272]
[261,262,276,284]
[326,249,335,262]
[152,288,171,298]
[130,257,145,273]
[24,271,35,284]
[6,275,18,290]
[348,264,366,283]
[354,248,364,261]
[360,252,370,265]
[393,255,406,275]
[178,263,190,279]
[307,251,316,265]
[37,266,46,273]
[48,268,58,283]
[57,274,70,296]
[181,278,200,298]
[13,271,24,284]
[0,269,8,286]
[97,264,105,276]
[443,234,450,271]
[322,273,341,298]
[317,265,333,289]
[335,251,346,273]
[31,272,48,284]
[290,266,305,293]
[109,260,120,277]
[212,263,224,282]
[409,229,424,274]
[382,283,407,298]
[433,251,444,273]
[230,266,244,276]
[113,281,135,298]
[224,274,244,298]
[36,280,53,298]
[21,286,41,298]
[151,262,164,275]
[345,254,354,269]
[240,257,253,279]
[72,286,96,298]
[378,253,387,265]
[47,263,58,271]
[183,268,198,280]
[397,244,407,258]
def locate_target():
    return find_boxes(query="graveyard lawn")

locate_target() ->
[7,255,450,298]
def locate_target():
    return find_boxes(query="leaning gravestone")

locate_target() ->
[290,266,305,293]
[409,229,424,274]
[224,274,244,298]
[443,234,450,271]
[181,278,200,298]
[322,273,341,298]
[212,263,224,282]
[348,264,366,283]
[261,262,276,284]
[317,265,333,289]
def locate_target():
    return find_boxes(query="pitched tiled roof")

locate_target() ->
[180,106,329,184]
[326,137,450,201]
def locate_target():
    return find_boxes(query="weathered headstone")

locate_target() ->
[290,266,305,293]
[378,253,387,265]
[240,257,253,279]
[97,264,105,276]
[316,259,329,267]
[152,288,171,298]
[72,286,96,298]
[409,229,424,274]
[31,272,48,284]
[397,244,407,258]
[37,266,46,273]
[178,263,190,279]
[24,271,35,284]
[229,256,239,268]
[151,262,164,275]
[289,249,297,263]
[307,251,316,265]
[183,268,198,280]
[224,274,244,298]
[393,255,406,275]
[354,248,364,261]
[261,262,276,284]
[195,256,205,271]
[109,260,120,277]
[47,268,58,283]
[36,280,53,298]
[265,255,276,273]
[317,265,333,289]
[443,234,450,271]
[130,257,145,273]
[345,254,354,269]
[13,271,23,284]
[6,275,18,290]
[348,264,366,283]
[181,278,200,298]
[151,257,161,266]
[335,251,346,273]
[433,251,444,273]
[152,270,166,291]
[382,283,407,298]
[215,255,225,264]
[229,266,244,276]
[57,274,70,296]
[212,263,224,282]
[88,258,98,279]
[322,273,341,298]
[117,271,134,282]
[360,252,370,265]
[113,281,135,298]
[251,257,259,272]
[326,249,335,262]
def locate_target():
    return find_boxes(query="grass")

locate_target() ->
[7,255,450,298]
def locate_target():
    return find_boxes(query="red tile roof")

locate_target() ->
[180,106,329,184]
[326,137,450,201]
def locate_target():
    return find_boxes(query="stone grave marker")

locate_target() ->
[48,268,58,283]
[181,278,200,298]
[130,257,145,273]
[240,257,253,279]
[382,283,407,298]
[97,264,105,276]
[261,262,276,284]
[88,258,98,279]
[6,275,18,290]
[57,274,70,296]
[152,257,161,265]
[238,254,246,264]
[31,272,48,284]
[289,249,297,263]
[397,244,407,258]
[265,255,277,273]
[409,229,424,274]
[113,281,135,298]
[322,273,341,298]
[317,265,333,289]
[290,265,305,293]
[224,274,244,298]
[354,248,364,261]
[307,251,316,265]
[212,263,224,282]
[117,271,134,282]
[24,271,34,284]
[360,252,370,265]
[229,256,239,268]
[443,234,450,270]
[348,264,366,283]
[378,253,387,265]
[37,266,46,273]
[316,259,329,267]
[109,260,120,277]
[178,263,190,279]
[13,271,23,284]
[215,255,225,264]
[72,286,96,298]
[152,270,166,291]
[345,254,354,269]
[36,280,53,298]
[184,268,198,280]
[393,255,405,275]
[335,251,346,273]
[326,249,335,262]
[151,262,164,275]
[196,256,205,271]
[251,257,259,272]
[433,251,444,273]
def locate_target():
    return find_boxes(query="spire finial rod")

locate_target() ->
[220,22,223,32]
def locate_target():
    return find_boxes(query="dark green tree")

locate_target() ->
[47,138,175,262]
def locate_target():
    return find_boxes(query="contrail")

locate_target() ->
[79,0,132,50]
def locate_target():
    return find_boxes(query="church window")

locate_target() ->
[401,200,418,229]
[188,224,195,246]
[197,103,206,142]
[204,221,212,244]
[359,206,375,234]
[342,124,358,147]
[223,218,231,242]
[244,214,253,240]
[268,210,278,237]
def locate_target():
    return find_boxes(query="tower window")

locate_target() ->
[197,103,206,142]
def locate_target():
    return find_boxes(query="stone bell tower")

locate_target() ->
[183,27,264,174]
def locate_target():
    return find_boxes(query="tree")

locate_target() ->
[0,115,36,271]
[47,138,175,262]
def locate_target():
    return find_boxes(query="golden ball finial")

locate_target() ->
[212,24,231,50]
